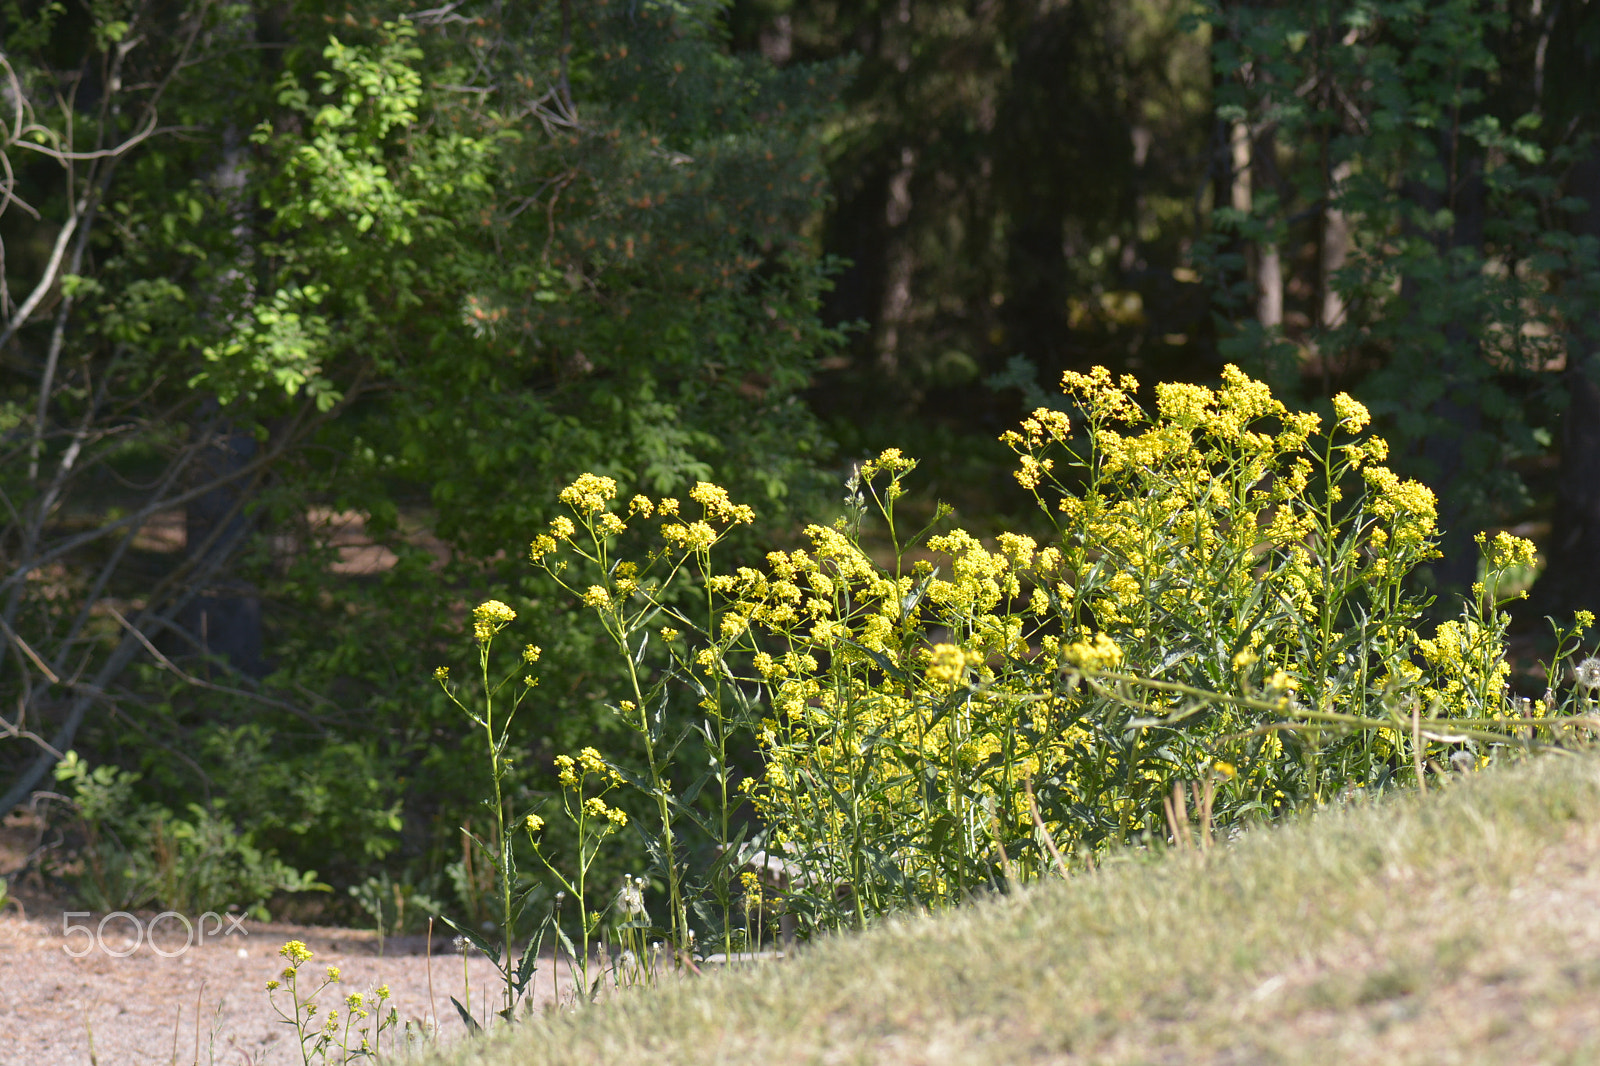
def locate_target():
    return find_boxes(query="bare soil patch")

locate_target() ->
[0,786,571,1064]
[0,891,569,1065]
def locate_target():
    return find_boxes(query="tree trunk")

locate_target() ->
[1250,126,1283,329]
[1528,149,1600,623]
[1318,161,1351,329]
[180,421,267,678]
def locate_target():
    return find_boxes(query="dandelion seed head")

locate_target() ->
[1575,657,1600,694]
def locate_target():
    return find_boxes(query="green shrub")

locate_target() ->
[51,751,327,916]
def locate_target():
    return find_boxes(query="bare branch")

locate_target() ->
[0,208,78,352]
[103,605,327,730]
[0,612,61,684]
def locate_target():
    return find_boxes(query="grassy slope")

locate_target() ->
[452,755,1600,1065]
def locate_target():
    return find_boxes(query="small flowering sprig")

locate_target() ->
[435,599,543,1017]
[1543,608,1599,714]
[524,747,629,997]
[739,870,769,955]
[266,940,396,1064]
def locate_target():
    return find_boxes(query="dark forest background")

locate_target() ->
[5,0,1600,926]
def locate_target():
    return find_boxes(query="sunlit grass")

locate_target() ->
[443,749,1600,1065]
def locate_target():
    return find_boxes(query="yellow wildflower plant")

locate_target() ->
[499,366,1577,948]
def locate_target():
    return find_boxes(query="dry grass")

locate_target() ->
[448,752,1600,1065]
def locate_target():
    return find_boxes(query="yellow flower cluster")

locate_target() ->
[662,520,718,552]
[583,796,628,826]
[1361,466,1438,548]
[924,643,971,686]
[471,599,516,644]
[690,481,756,524]
[474,600,516,624]
[1331,392,1370,431]
[1062,632,1123,671]
[558,472,617,515]
[554,747,623,789]
[1415,619,1512,712]
[1483,530,1536,572]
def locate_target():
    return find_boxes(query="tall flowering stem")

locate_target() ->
[434,599,538,1016]
[529,475,754,962]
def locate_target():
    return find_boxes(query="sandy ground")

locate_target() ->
[0,900,580,1065]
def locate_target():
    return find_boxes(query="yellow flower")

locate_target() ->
[549,515,576,539]
[554,755,578,787]
[688,482,754,523]
[1485,531,1536,572]
[629,494,654,517]
[876,447,915,472]
[1014,455,1050,490]
[584,796,627,826]
[528,534,558,560]
[752,651,786,679]
[473,599,516,624]
[1062,632,1122,671]
[662,520,717,552]
[659,627,680,642]
[433,666,449,681]
[523,644,542,663]
[1331,392,1370,431]
[1154,380,1214,427]
[1266,669,1297,693]
[996,532,1037,567]
[524,813,545,833]
[925,643,969,685]
[582,585,612,608]
[1010,408,1072,447]
[279,940,313,966]
[558,473,618,515]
